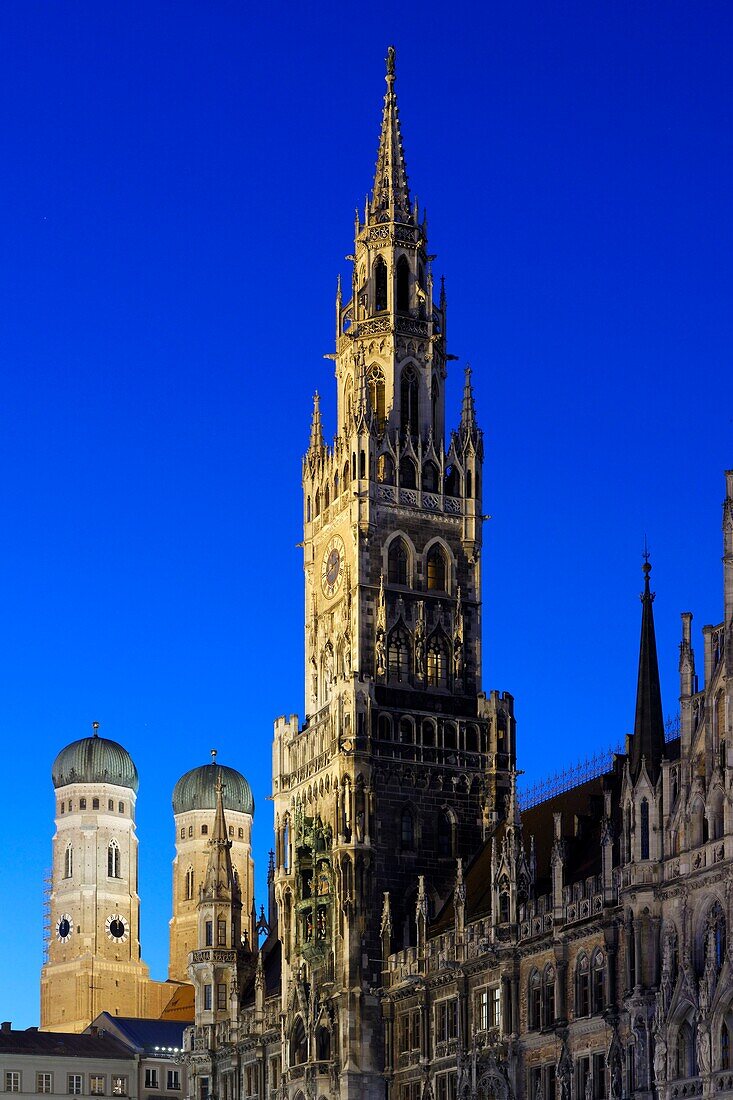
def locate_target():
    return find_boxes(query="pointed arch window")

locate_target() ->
[591,949,605,1013]
[422,461,439,492]
[427,545,447,592]
[396,255,410,313]
[640,798,650,860]
[64,844,73,880]
[401,808,415,850]
[399,456,416,489]
[291,1018,307,1066]
[575,954,590,1017]
[374,257,388,312]
[306,496,311,522]
[444,464,460,496]
[367,366,385,429]
[528,969,541,1030]
[377,454,395,485]
[343,459,350,488]
[283,816,291,873]
[543,965,556,1025]
[436,810,453,858]
[677,1020,696,1079]
[427,634,448,689]
[107,839,120,879]
[314,489,321,517]
[400,366,419,437]
[466,469,472,498]
[388,538,409,586]
[388,625,410,683]
[343,376,354,429]
[184,865,194,901]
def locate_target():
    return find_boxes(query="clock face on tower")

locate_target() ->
[321,535,345,599]
[105,914,129,942]
[55,915,72,943]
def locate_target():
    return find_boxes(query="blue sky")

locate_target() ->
[0,2,731,1027]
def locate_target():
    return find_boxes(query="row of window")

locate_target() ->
[2,1072,175,1096]
[62,841,121,881]
[377,714,488,753]
[202,982,229,1011]
[179,825,245,840]
[60,800,125,814]
[397,988,501,1054]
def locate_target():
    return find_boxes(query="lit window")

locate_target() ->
[111,1077,127,1096]
[90,1076,105,1096]
[238,828,243,839]
[426,546,447,591]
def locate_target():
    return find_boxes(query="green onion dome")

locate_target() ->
[52,730,139,792]
[172,760,254,817]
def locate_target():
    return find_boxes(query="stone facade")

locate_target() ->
[180,48,733,1100]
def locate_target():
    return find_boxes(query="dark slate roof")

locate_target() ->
[0,1030,134,1059]
[89,1015,188,1053]
[52,733,139,792]
[172,763,254,816]
[240,934,282,1009]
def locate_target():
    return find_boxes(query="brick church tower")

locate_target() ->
[271,47,515,1100]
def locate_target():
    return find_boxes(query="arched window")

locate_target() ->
[399,456,417,489]
[107,840,120,879]
[422,461,439,492]
[64,844,73,879]
[401,808,415,849]
[291,1018,308,1066]
[378,714,392,741]
[465,724,479,752]
[396,255,410,312]
[343,460,350,489]
[528,969,541,1030]
[374,257,388,312]
[422,721,436,747]
[324,485,330,508]
[314,488,321,517]
[592,950,605,1013]
[400,366,419,436]
[466,469,472,498]
[677,1020,696,1079]
[690,797,705,848]
[399,717,414,745]
[427,545,447,591]
[201,824,208,836]
[306,496,311,522]
[436,811,453,858]
[709,787,724,841]
[359,449,366,479]
[444,722,457,750]
[640,798,650,860]
[388,625,411,683]
[624,804,632,863]
[575,954,590,1017]
[377,454,395,485]
[499,889,510,924]
[444,464,460,496]
[316,1026,331,1061]
[185,866,194,901]
[427,634,448,689]
[368,366,386,428]
[431,376,439,437]
[543,966,556,1026]
[388,538,409,586]
[709,902,726,973]
[722,1021,731,1071]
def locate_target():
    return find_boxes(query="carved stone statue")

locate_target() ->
[696,1023,711,1077]
[453,639,464,679]
[414,612,425,679]
[310,656,318,708]
[342,632,351,678]
[375,629,386,677]
[610,1059,622,1100]
[324,643,334,688]
[653,1033,667,1087]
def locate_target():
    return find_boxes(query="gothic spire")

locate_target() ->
[459,366,479,444]
[308,392,324,453]
[370,46,412,224]
[202,771,237,901]
[630,551,665,785]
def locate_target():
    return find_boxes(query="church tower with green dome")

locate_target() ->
[169,751,255,983]
[41,724,175,1031]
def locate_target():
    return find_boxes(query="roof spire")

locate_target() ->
[459,365,479,443]
[630,549,665,784]
[370,46,412,224]
[212,768,228,843]
[308,392,324,453]
[92,721,100,739]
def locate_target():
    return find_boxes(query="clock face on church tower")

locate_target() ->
[321,535,345,599]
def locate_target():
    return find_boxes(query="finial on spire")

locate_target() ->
[630,549,665,784]
[92,721,100,738]
[459,365,479,443]
[370,46,412,223]
[211,747,217,764]
[386,45,396,82]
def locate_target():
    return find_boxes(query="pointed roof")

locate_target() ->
[201,771,238,902]
[630,552,665,784]
[308,392,324,453]
[370,46,412,224]
[459,366,479,444]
